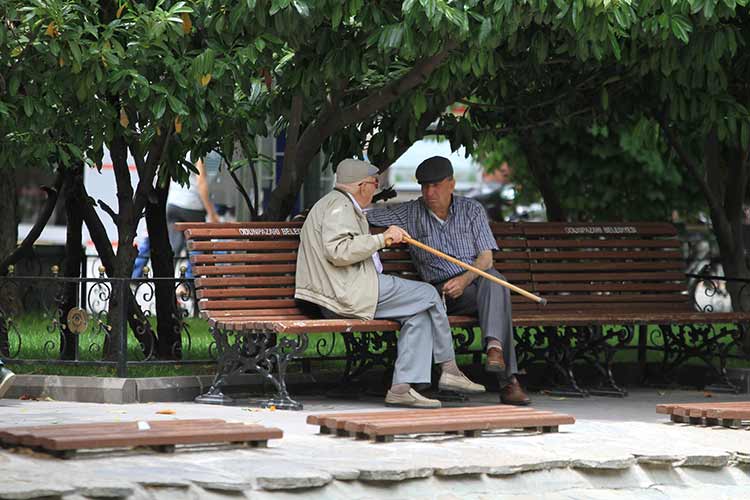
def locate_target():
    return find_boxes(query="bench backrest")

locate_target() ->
[180,222,528,320]
[521,222,689,313]
[180,221,690,320]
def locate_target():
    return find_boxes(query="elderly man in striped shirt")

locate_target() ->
[367,156,530,405]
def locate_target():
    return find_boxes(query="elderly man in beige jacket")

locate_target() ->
[295,159,484,408]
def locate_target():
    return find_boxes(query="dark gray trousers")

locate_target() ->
[435,268,518,379]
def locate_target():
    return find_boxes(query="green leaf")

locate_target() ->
[613,7,627,29]
[331,4,342,28]
[703,0,716,18]
[379,24,404,49]
[8,76,20,97]
[571,2,583,30]
[292,0,310,17]
[479,17,493,44]
[369,132,384,156]
[741,121,750,151]
[153,98,167,119]
[22,96,33,117]
[167,94,188,114]
[600,87,609,111]
[609,32,621,60]
[412,93,427,118]
[671,14,692,43]
[270,0,291,15]
[402,0,418,13]
[689,0,706,14]
[68,41,82,64]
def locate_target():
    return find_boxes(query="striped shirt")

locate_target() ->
[366,196,498,283]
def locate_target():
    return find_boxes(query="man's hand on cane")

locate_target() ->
[383,225,410,245]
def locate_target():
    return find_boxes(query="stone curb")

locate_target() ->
[5,371,339,404]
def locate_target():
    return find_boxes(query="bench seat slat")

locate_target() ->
[196,276,296,287]
[540,294,689,304]
[193,264,296,275]
[189,241,300,251]
[534,283,686,292]
[191,253,297,264]
[239,315,480,334]
[184,226,302,239]
[496,239,528,248]
[522,222,678,236]
[526,250,683,260]
[200,299,298,310]
[197,288,295,299]
[204,308,305,318]
[526,240,681,249]
[529,262,683,272]
[532,272,686,282]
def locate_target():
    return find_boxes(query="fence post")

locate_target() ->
[116,279,128,378]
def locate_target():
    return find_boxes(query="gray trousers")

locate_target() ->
[435,269,518,379]
[322,274,455,385]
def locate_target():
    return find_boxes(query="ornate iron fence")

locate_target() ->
[0,263,216,377]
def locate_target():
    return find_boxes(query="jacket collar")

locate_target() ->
[333,188,366,221]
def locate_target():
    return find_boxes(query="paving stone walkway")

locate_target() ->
[2,389,750,499]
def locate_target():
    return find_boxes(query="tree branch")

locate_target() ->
[283,94,304,175]
[655,111,723,218]
[217,150,257,219]
[97,200,119,225]
[296,42,457,164]
[0,170,63,275]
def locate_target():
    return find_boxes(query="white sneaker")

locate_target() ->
[385,388,441,408]
[0,367,16,399]
[439,372,486,394]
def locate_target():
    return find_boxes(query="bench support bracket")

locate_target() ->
[195,327,309,410]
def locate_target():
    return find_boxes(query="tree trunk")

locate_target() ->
[661,120,750,312]
[72,177,157,359]
[520,134,567,222]
[0,169,19,356]
[0,169,18,265]
[58,167,84,360]
[146,183,182,360]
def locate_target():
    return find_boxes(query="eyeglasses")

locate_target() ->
[359,178,379,187]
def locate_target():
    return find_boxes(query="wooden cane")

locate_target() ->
[387,235,547,305]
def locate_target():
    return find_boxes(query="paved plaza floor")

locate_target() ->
[2,388,750,499]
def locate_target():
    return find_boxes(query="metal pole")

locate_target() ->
[116,279,128,378]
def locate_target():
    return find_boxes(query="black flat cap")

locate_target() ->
[415,156,454,185]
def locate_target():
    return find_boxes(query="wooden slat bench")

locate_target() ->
[511,222,750,396]
[657,401,750,428]
[179,221,527,409]
[307,406,575,442]
[178,220,750,408]
[0,419,282,458]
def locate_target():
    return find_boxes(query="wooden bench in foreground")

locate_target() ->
[657,401,750,428]
[0,419,282,458]
[307,406,575,442]
[178,221,750,409]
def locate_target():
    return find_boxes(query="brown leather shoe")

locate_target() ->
[500,377,531,406]
[485,346,505,372]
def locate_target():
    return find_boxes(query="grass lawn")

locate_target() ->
[3,312,747,376]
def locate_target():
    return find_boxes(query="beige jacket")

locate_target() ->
[295,189,386,319]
